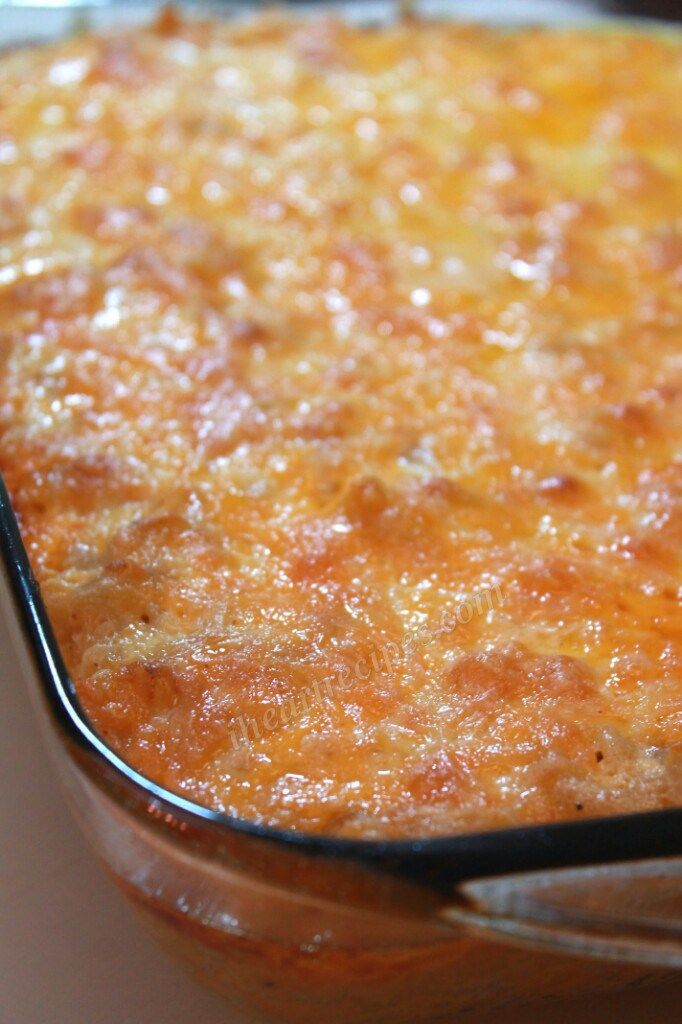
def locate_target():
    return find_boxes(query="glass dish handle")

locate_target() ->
[442,857,682,968]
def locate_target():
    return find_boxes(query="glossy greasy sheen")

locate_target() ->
[0,13,681,838]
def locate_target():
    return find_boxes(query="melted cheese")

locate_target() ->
[0,12,681,838]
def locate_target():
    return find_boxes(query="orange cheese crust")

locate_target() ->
[0,12,681,838]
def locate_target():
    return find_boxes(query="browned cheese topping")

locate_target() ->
[0,13,680,837]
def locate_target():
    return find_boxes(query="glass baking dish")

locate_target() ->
[0,3,680,1021]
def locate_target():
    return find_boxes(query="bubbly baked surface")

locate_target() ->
[0,12,680,838]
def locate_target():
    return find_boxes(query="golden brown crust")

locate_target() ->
[0,13,680,837]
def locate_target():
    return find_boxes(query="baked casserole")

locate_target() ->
[0,8,680,845]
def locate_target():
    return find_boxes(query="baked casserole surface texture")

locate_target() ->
[0,13,680,839]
